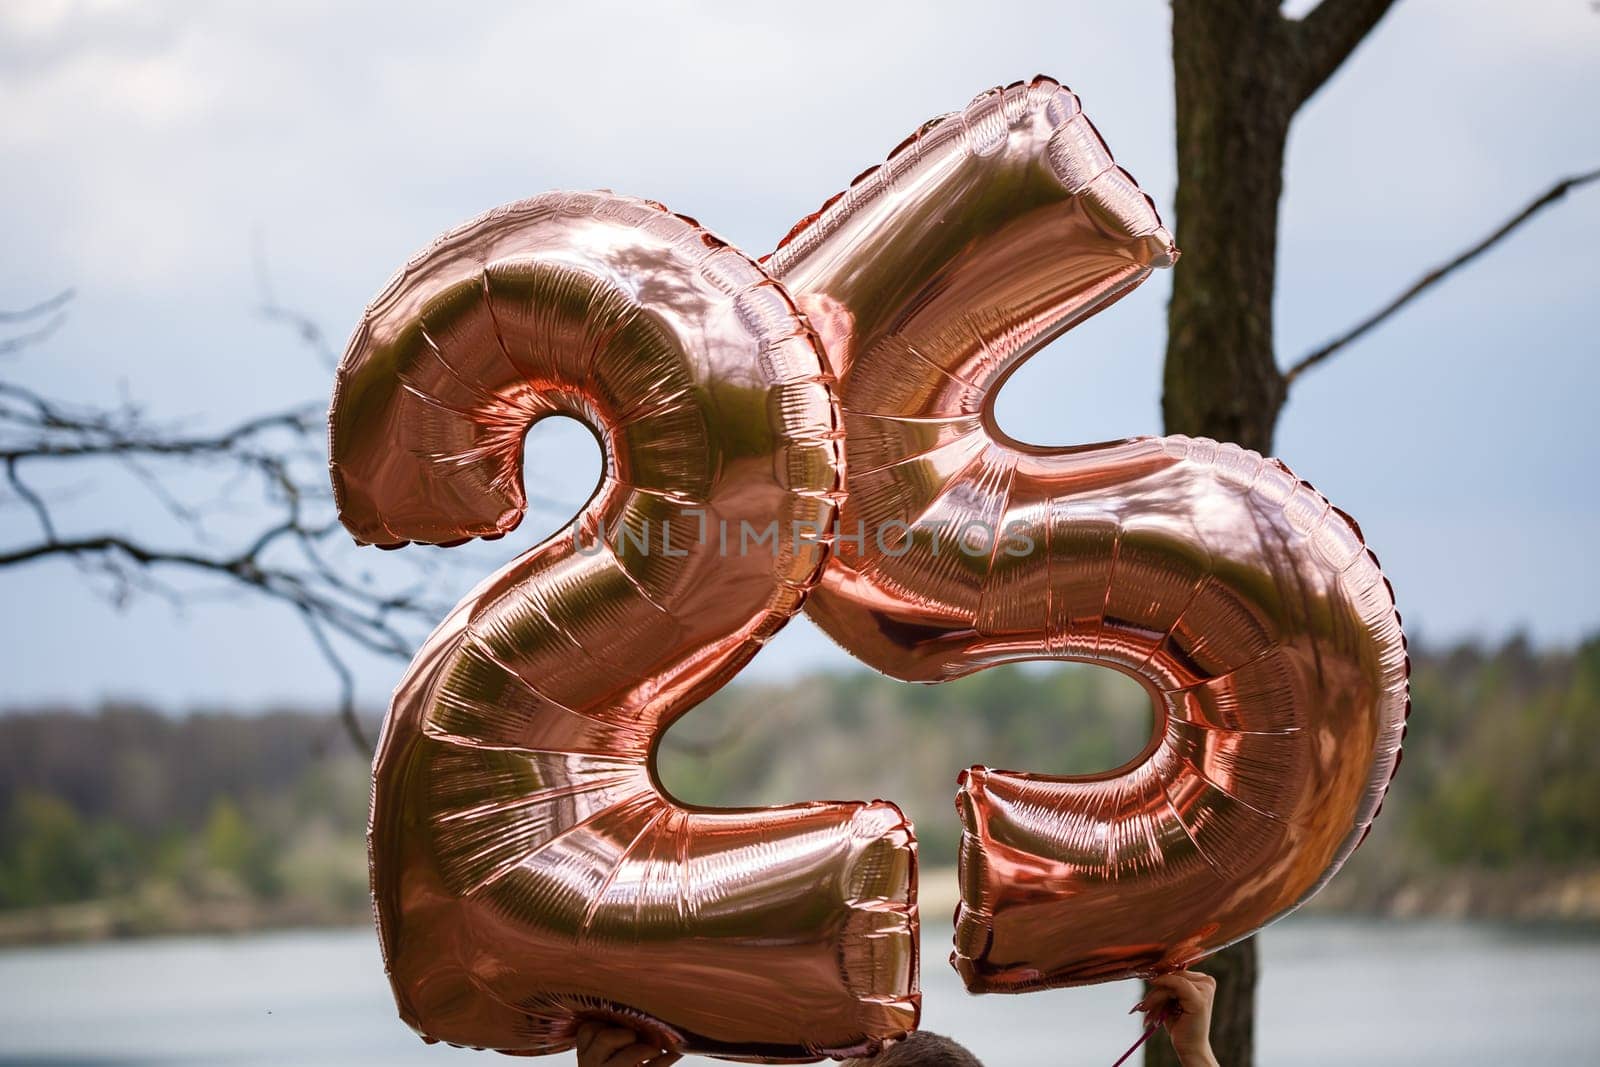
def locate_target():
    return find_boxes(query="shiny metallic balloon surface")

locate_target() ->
[766,77,1409,992]
[329,192,916,1059]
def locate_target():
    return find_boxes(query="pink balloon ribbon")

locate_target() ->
[1110,1002,1179,1067]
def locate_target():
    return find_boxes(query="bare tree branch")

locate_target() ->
[1290,0,1400,105]
[1284,167,1600,388]
[0,292,459,751]
[254,237,339,369]
[0,289,75,323]
[0,399,322,461]
[0,315,68,357]
[298,604,371,750]
[6,456,57,539]
[0,533,418,653]
[1,290,76,359]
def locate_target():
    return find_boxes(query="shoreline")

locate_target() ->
[5,866,1598,950]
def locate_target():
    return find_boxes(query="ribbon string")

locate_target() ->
[1110,1001,1178,1067]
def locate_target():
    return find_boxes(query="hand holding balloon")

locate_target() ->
[575,1023,681,1067]
[1135,973,1219,1067]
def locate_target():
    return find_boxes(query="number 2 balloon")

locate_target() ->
[328,76,1406,1059]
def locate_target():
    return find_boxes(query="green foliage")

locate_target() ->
[202,798,282,898]
[0,792,99,907]
[658,663,1156,864]
[662,635,1600,870]
[0,633,1596,933]
[0,711,370,920]
[1398,635,1600,867]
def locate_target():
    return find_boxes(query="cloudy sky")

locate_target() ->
[2,0,1596,710]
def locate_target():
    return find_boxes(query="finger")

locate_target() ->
[587,1028,641,1061]
[1139,977,1179,1012]
[644,1054,682,1067]
[1169,969,1214,991]
[1172,971,1216,1011]
[1152,972,1206,1011]
[1136,998,1174,1024]
[1132,982,1174,1015]
[576,1023,599,1055]
[602,1042,669,1067]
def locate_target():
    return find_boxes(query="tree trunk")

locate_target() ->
[1153,1,1395,1062]
[1151,12,1294,1065]
[1151,5,1291,1064]
[1162,0,1296,455]
[1152,9,1296,1057]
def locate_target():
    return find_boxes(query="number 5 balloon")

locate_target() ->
[766,76,1408,992]
[329,193,916,1059]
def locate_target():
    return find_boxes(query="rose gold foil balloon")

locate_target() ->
[766,77,1408,992]
[329,192,917,1059]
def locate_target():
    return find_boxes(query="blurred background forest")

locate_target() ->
[4,632,1597,945]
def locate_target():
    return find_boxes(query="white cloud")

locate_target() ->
[0,0,1596,704]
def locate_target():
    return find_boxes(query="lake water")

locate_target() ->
[1,918,1596,1066]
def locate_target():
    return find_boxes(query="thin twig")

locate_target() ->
[6,457,57,540]
[0,533,417,656]
[0,400,321,461]
[0,315,68,357]
[1283,168,1600,388]
[0,288,430,753]
[298,604,371,750]
[254,237,338,369]
[0,289,75,323]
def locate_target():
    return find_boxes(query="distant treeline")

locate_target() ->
[0,707,373,934]
[660,632,1600,881]
[2,633,1597,935]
